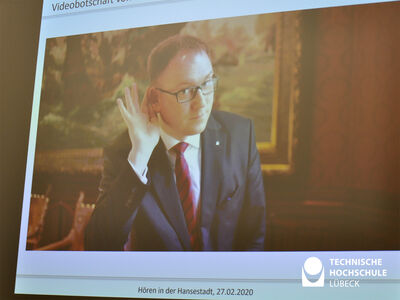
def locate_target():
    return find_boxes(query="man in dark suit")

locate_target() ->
[85,35,266,251]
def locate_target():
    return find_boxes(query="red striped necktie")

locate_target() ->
[172,142,201,250]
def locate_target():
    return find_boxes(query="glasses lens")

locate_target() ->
[177,87,197,103]
[201,79,214,95]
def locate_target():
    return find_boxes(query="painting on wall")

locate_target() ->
[35,11,300,176]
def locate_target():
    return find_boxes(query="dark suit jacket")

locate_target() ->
[85,111,266,251]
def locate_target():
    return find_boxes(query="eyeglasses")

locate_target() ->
[156,75,218,103]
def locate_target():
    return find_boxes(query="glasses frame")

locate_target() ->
[155,75,218,104]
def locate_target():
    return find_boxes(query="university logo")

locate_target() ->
[302,257,324,287]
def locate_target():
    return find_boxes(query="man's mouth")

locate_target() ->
[190,111,208,120]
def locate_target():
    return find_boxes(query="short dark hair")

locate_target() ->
[147,35,211,83]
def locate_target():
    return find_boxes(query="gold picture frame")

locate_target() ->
[257,12,301,175]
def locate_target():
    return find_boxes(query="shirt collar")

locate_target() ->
[160,127,200,151]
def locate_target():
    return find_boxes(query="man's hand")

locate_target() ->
[117,83,160,172]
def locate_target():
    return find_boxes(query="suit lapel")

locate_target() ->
[148,141,191,250]
[147,113,226,250]
[200,114,226,246]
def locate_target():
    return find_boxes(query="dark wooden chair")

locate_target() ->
[37,191,95,251]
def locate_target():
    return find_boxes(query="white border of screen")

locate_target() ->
[16,0,398,297]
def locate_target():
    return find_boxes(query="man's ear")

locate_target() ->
[148,87,161,113]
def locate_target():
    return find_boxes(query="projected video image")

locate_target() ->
[28,14,280,251]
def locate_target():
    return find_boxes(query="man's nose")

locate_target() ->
[191,88,208,109]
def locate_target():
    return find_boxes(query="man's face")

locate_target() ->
[153,50,214,140]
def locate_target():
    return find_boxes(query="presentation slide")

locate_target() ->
[15,0,399,299]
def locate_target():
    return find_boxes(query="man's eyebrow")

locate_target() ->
[203,71,214,80]
[175,71,215,89]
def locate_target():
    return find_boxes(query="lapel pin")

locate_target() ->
[216,141,220,146]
